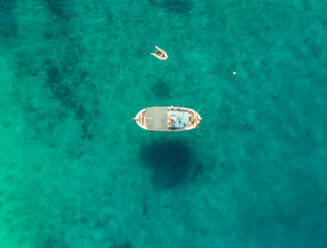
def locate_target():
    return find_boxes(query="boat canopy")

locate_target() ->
[168,109,189,128]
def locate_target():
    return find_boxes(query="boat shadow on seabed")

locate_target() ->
[140,139,201,189]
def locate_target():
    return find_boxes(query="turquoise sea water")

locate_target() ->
[1,0,327,247]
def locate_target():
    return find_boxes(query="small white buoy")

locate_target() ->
[233,71,236,75]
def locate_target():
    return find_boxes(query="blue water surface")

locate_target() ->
[0,0,327,247]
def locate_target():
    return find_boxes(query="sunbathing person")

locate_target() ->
[151,46,168,60]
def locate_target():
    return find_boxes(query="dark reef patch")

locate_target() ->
[140,140,197,189]
[44,0,71,20]
[75,105,87,119]
[148,0,193,14]
[45,65,76,110]
[151,81,172,99]
[0,0,17,38]
[34,232,68,248]
[15,51,40,78]
[46,65,63,85]
[81,119,94,140]
[112,241,132,248]
[40,237,64,248]
[79,71,88,81]
[44,62,96,140]
[142,198,148,216]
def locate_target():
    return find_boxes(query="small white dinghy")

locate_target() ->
[134,106,201,131]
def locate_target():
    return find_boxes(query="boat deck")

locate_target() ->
[145,107,168,131]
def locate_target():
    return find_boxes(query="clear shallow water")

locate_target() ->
[0,0,327,247]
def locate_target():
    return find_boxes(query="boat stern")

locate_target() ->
[134,108,146,129]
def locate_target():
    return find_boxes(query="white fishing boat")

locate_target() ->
[134,106,201,131]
